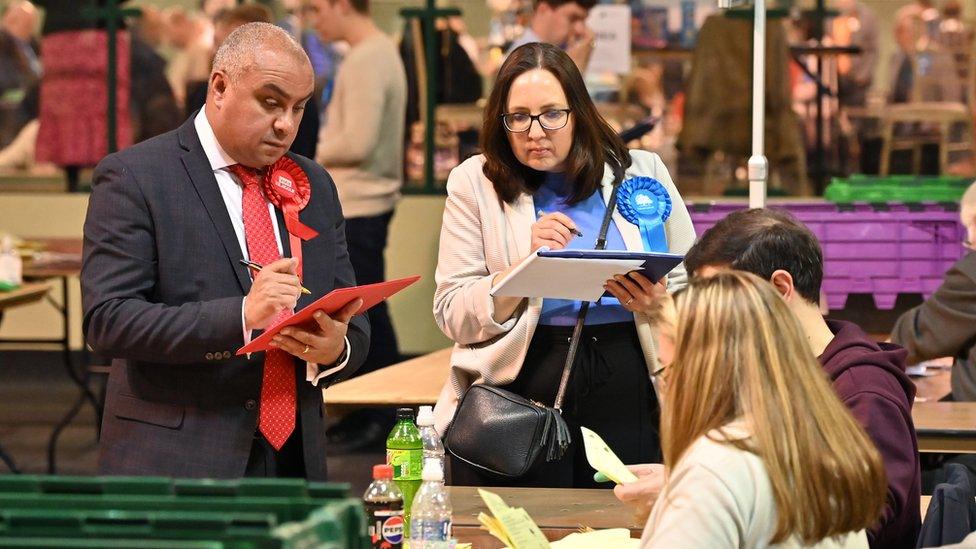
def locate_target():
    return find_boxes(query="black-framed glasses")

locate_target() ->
[500,109,571,133]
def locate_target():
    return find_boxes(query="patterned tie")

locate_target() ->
[227,164,296,451]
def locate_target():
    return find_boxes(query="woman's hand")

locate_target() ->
[531,212,579,252]
[605,272,667,316]
[613,463,666,523]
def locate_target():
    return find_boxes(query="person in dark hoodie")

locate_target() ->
[609,208,921,549]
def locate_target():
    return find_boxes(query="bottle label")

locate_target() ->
[387,449,422,481]
[367,509,404,548]
[409,518,452,542]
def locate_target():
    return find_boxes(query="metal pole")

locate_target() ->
[813,0,827,194]
[748,0,768,209]
[422,0,437,191]
[107,0,118,154]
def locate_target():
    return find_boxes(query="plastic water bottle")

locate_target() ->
[409,459,452,547]
[416,406,445,472]
[363,464,404,548]
[0,236,22,289]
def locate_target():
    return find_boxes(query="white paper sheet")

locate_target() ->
[490,249,643,302]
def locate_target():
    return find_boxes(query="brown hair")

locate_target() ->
[662,271,886,544]
[481,42,630,205]
[329,0,369,15]
[535,0,598,9]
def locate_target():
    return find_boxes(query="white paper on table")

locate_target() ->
[489,248,643,302]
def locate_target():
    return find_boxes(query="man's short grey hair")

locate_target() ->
[212,22,310,81]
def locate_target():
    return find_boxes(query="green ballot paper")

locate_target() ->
[580,426,639,485]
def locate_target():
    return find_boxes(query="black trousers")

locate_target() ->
[245,414,306,478]
[345,211,400,374]
[449,322,661,488]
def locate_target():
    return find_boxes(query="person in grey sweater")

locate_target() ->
[892,181,976,401]
[308,0,408,449]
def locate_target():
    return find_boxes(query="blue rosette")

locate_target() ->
[616,176,672,252]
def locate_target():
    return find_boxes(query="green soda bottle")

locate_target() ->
[386,407,422,537]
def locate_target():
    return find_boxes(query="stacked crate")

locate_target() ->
[0,475,369,548]
[688,199,966,310]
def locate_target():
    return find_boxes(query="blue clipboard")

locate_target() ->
[537,249,684,282]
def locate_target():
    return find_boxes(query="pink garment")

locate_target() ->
[36,30,132,167]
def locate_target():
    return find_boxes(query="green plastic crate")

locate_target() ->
[824,175,971,204]
[0,476,368,549]
[0,506,353,548]
[272,506,353,549]
[0,539,222,548]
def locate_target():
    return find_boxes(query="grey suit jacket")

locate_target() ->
[892,252,976,401]
[82,116,370,480]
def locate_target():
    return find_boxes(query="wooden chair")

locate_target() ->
[879,102,975,175]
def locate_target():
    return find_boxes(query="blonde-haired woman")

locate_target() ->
[641,271,886,548]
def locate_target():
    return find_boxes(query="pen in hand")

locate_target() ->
[537,209,583,237]
[239,259,312,295]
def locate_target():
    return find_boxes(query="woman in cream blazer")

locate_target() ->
[432,43,696,488]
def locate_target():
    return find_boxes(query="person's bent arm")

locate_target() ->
[82,155,245,363]
[433,167,525,345]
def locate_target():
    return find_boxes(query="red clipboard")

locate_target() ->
[236,275,421,355]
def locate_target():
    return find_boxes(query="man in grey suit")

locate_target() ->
[81,23,370,480]
[892,181,976,401]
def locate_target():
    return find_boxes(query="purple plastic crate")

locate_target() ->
[687,201,966,310]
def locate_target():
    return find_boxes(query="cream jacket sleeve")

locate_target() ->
[432,159,521,346]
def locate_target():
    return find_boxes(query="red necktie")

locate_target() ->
[227,164,296,451]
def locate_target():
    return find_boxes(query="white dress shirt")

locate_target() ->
[194,110,349,384]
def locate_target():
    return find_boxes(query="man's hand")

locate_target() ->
[613,463,666,522]
[244,258,302,331]
[270,298,363,365]
[565,25,596,72]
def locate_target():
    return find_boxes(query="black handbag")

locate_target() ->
[444,184,621,478]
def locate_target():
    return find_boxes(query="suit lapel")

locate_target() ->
[274,208,292,259]
[503,192,535,264]
[179,120,252,293]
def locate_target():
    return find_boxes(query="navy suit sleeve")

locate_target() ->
[316,166,370,387]
[82,154,245,363]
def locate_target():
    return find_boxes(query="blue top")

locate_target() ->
[533,173,633,326]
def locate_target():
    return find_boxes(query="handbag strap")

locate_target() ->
[552,182,622,411]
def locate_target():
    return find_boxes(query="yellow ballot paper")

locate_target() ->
[550,528,639,548]
[477,489,551,549]
[580,426,639,484]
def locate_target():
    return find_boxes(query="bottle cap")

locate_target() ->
[421,458,444,482]
[416,405,434,427]
[372,464,394,480]
[396,407,415,421]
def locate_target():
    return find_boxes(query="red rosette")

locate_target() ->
[262,156,319,279]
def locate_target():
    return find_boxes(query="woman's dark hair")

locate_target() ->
[481,42,631,205]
